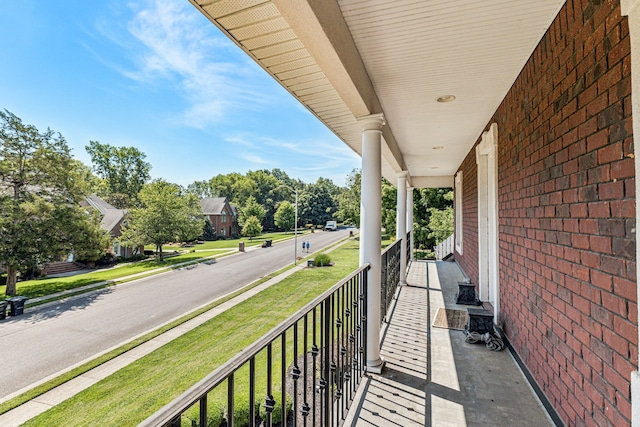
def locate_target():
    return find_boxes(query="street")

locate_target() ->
[0,228,351,399]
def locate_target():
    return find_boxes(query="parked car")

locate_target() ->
[324,220,337,231]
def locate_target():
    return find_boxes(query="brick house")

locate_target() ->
[180,1,640,426]
[83,194,140,257]
[200,197,238,239]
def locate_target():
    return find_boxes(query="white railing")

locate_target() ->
[434,234,454,260]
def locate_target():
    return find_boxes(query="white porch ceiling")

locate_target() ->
[189,0,566,187]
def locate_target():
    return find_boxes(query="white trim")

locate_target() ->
[454,171,463,255]
[476,123,500,324]
[621,3,640,426]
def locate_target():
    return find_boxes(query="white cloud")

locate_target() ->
[100,0,268,127]
[239,151,269,164]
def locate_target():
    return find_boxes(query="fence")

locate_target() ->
[434,234,454,260]
[141,265,370,427]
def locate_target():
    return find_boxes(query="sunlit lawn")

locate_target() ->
[22,239,361,426]
[0,250,230,300]
[145,230,310,252]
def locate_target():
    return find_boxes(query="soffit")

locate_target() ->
[189,0,565,187]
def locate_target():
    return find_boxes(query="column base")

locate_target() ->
[366,357,385,374]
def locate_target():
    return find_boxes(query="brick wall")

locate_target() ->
[455,0,636,425]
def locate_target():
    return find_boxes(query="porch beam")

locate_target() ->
[271,0,406,173]
[358,113,385,374]
[396,172,408,284]
[620,1,640,426]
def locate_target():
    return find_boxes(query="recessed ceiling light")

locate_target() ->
[432,146,444,150]
[436,95,456,103]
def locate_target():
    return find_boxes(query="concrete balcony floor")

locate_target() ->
[344,260,555,426]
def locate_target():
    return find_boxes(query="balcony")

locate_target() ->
[143,238,555,426]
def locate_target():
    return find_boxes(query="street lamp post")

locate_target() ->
[279,185,298,265]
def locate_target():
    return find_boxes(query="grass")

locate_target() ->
[146,230,310,252]
[0,250,230,300]
[21,239,361,426]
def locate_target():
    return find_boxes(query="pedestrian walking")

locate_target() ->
[302,241,306,253]
[306,241,310,252]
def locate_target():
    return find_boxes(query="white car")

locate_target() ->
[324,221,337,231]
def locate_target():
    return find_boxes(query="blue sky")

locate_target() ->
[0,0,361,187]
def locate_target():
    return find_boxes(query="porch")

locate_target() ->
[344,260,555,426]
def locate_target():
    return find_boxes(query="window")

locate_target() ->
[455,171,463,254]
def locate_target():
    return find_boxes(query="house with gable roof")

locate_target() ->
[82,194,139,257]
[200,197,238,239]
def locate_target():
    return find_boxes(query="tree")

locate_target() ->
[202,218,216,241]
[298,178,338,226]
[187,180,216,198]
[381,178,397,236]
[0,110,104,295]
[86,140,151,207]
[335,169,360,227]
[274,201,295,231]
[413,188,454,252]
[119,180,204,261]
[72,210,112,263]
[241,216,263,239]
[428,206,454,243]
[239,196,265,226]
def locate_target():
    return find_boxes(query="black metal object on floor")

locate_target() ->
[455,281,481,305]
[465,307,494,334]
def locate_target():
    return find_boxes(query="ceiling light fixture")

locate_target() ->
[432,146,444,150]
[436,95,456,103]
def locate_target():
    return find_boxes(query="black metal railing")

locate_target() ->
[406,230,412,262]
[141,265,370,427]
[380,239,401,323]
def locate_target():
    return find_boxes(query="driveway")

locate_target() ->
[0,229,352,400]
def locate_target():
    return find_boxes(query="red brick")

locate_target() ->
[613,276,637,302]
[613,315,637,344]
[587,201,611,217]
[611,157,635,179]
[591,270,613,291]
[589,235,612,253]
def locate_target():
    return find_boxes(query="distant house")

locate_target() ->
[200,197,238,239]
[82,194,139,257]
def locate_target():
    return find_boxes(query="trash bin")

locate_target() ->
[307,259,315,267]
[266,239,273,247]
[7,296,27,316]
[0,301,7,320]
[239,242,245,252]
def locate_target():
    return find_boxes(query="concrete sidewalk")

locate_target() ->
[344,260,556,426]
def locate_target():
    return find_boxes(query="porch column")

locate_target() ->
[407,186,414,261]
[621,1,640,425]
[358,113,385,373]
[396,172,408,284]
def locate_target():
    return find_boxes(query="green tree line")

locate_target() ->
[1,110,452,295]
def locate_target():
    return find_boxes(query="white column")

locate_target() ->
[358,113,385,373]
[396,172,408,284]
[621,2,640,425]
[407,186,414,261]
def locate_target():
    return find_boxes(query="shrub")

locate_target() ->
[314,253,331,267]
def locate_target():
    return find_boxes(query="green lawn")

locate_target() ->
[22,239,360,426]
[146,230,311,252]
[0,250,230,300]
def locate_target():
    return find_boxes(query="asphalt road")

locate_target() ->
[0,228,352,399]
